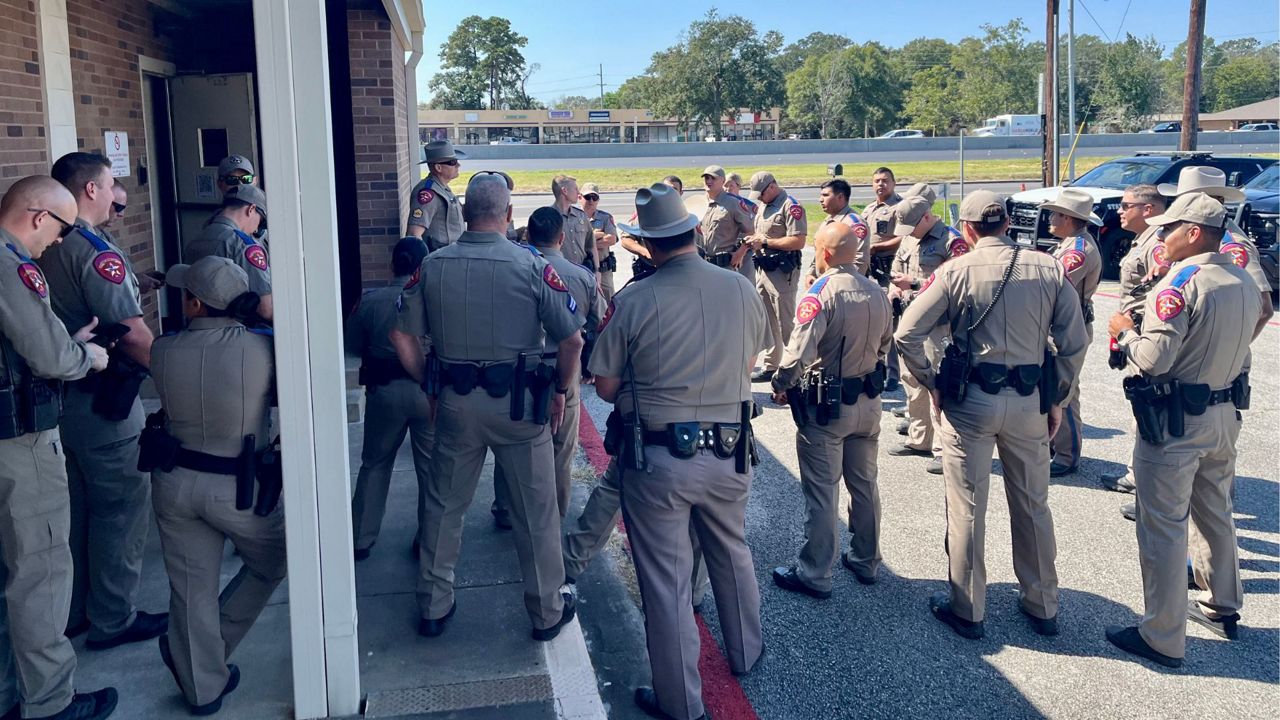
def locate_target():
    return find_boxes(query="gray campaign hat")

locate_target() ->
[420,140,467,164]
[223,184,267,216]
[217,154,255,177]
[617,183,699,239]
[166,256,249,310]
[958,190,1008,223]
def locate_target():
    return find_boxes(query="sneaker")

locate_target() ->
[926,457,944,475]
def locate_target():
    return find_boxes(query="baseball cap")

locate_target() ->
[1144,192,1227,229]
[701,165,726,179]
[580,182,601,197]
[747,171,776,200]
[217,155,255,177]
[958,190,1008,223]
[166,256,249,310]
[223,184,268,215]
[892,195,932,235]
[902,182,937,204]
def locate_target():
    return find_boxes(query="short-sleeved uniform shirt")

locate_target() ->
[1219,222,1271,293]
[774,266,892,391]
[560,205,596,268]
[589,209,617,256]
[0,230,93,384]
[755,190,807,268]
[345,276,411,362]
[540,248,603,355]
[892,221,954,290]
[1119,225,1168,319]
[407,176,463,252]
[862,193,902,247]
[589,253,766,426]
[187,216,272,296]
[1054,233,1103,319]
[701,192,756,256]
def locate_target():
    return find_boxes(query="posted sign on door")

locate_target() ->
[104,131,130,177]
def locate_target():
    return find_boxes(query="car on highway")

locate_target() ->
[489,137,528,145]
[879,129,925,139]
[1236,122,1279,132]
[1140,121,1181,134]
[1006,151,1276,279]
[1234,163,1279,299]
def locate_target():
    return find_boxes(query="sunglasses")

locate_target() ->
[112,201,127,214]
[436,160,460,167]
[221,173,256,186]
[583,194,599,202]
[1119,202,1150,211]
[28,208,77,239]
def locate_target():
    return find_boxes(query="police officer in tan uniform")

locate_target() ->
[1104,192,1260,668]
[492,207,603,518]
[41,153,168,649]
[805,179,871,285]
[748,172,807,383]
[390,175,584,640]
[552,175,598,271]
[408,140,466,252]
[888,196,965,462]
[581,183,618,299]
[348,238,432,561]
[863,167,903,388]
[188,184,274,322]
[896,190,1088,640]
[0,176,116,720]
[770,222,891,597]
[148,257,285,714]
[1040,188,1103,477]
[700,165,757,281]
[592,183,765,720]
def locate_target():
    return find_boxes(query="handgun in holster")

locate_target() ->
[937,343,970,409]
[603,409,622,456]
[137,410,181,473]
[254,436,283,516]
[1231,372,1251,410]
[1123,375,1167,445]
[785,384,809,428]
[530,363,556,425]
[235,435,257,511]
[735,401,758,473]
[421,351,442,397]
[91,353,148,422]
[1165,380,1185,438]
[891,296,904,320]
[510,353,527,421]
[1039,349,1056,415]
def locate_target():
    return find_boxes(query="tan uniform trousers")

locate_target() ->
[562,458,711,600]
[599,271,615,301]
[0,430,77,718]
[620,450,762,720]
[65,434,149,639]
[351,378,434,551]
[1051,324,1092,469]
[756,268,798,372]
[495,380,579,518]
[1134,404,1243,659]
[939,387,1058,623]
[900,333,943,452]
[151,467,287,707]
[418,388,565,629]
[795,396,881,591]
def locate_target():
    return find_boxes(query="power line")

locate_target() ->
[1076,0,1112,42]
[1115,0,1134,39]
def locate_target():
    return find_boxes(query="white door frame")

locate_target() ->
[137,55,176,318]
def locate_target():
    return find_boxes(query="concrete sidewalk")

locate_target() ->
[69,402,606,719]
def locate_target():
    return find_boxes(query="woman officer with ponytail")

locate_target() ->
[146,255,285,715]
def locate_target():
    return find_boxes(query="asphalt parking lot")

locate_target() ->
[571,247,1279,719]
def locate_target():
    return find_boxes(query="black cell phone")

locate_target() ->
[88,323,130,347]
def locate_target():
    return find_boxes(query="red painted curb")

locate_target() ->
[578,406,760,720]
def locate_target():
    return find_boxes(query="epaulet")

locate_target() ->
[512,239,542,256]
[1169,264,1200,290]
[75,226,110,252]
[423,177,435,191]
[5,242,30,262]
[596,209,612,219]
[248,327,275,337]
[808,275,831,295]
[1219,231,1249,269]
[1073,235,1087,252]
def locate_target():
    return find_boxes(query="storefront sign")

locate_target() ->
[588,110,610,123]
[549,110,574,120]
[504,114,529,120]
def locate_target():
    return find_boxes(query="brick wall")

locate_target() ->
[66,0,177,322]
[0,0,47,195]
[348,2,412,287]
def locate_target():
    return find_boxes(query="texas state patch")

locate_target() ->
[1152,244,1170,269]
[788,204,804,220]
[948,237,968,258]
[404,266,421,290]
[920,272,937,293]
[1221,242,1249,269]
[17,263,47,298]
[795,295,822,324]
[92,251,127,285]
[1154,288,1186,321]
[543,264,568,292]
[852,222,868,239]
[417,188,435,206]
[245,245,269,271]
[1060,249,1085,272]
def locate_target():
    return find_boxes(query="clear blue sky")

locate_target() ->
[419,0,1279,104]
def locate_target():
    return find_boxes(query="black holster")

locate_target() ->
[667,422,701,458]
[235,435,257,511]
[735,401,756,474]
[1123,376,1167,445]
[621,411,646,471]
[1231,373,1251,410]
[0,377,61,439]
[91,353,147,422]
[603,409,622,456]
[1179,382,1211,416]
[891,297,904,320]
[421,351,442,397]
[817,371,841,422]
[529,363,556,425]
[632,258,657,281]
[359,356,408,387]
[1108,337,1126,370]
[1039,349,1056,415]
[600,253,618,272]
[938,343,970,409]
[254,437,283,516]
[509,354,527,421]
[1165,380,1185,438]
[714,423,742,459]
[786,384,809,428]
[137,410,180,473]
[861,362,886,399]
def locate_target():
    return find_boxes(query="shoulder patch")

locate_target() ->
[1073,236,1087,252]
[599,299,616,331]
[1220,241,1249,269]
[17,262,47,298]
[946,229,968,258]
[543,264,568,292]
[417,188,436,206]
[921,272,937,293]
[1152,243,1170,269]
[732,194,755,214]
[1060,249,1085,272]
[852,220,868,239]
[244,245,269,271]
[93,251,127,284]
[404,266,421,290]
[788,203,804,220]
[809,275,831,296]
[795,295,822,324]
[1154,288,1186,322]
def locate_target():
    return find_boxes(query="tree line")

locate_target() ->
[426,11,1279,139]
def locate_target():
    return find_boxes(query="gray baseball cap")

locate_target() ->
[701,165,726,179]
[958,190,1008,223]
[217,154,255,177]
[893,195,932,235]
[1145,192,1227,229]
[223,184,267,216]
[166,256,249,310]
[747,171,776,200]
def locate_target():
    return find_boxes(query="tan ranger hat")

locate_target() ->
[1040,187,1102,226]
[892,195,932,235]
[747,171,776,200]
[580,182,601,197]
[958,190,1008,223]
[1156,166,1245,202]
[701,165,726,179]
[1144,192,1227,229]
[617,183,700,238]
[166,256,250,310]
[902,182,937,204]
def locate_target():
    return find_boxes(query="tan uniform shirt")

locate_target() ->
[589,209,618,247]
[345,276,410,361]
[0,231,94,382]
[892,221,957,298]
[1119,225,1167,319]
[755,190,807,252]
[407,176,463,252]
[817,206,871,275]
[862,192,902,247]
[1053,233,1102,319]
[1220,224,1271,293]
[396,231,583,363]
[589,253,766,426]
[151,317,275,457]
[773,265,891,391]
[540,248,603,355]
[187,216,272,296]
[560,205,595,268]
[895,235,1089,404]
[700,192,756,256]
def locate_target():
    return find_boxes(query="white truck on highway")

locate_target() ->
[971,114,1041,137]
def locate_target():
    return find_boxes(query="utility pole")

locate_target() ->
[1043,0,1059,187]
[598,64,605,109]
[1180,0,1206,151]
[1067,0,1076,180]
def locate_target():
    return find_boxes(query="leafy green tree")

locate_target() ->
[950,20,1042,127]
[1089,34,1166,131]
[428,16,530,110]
[903,66,958,135]
[1209,53,1279,111]
[777,32,851,74]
